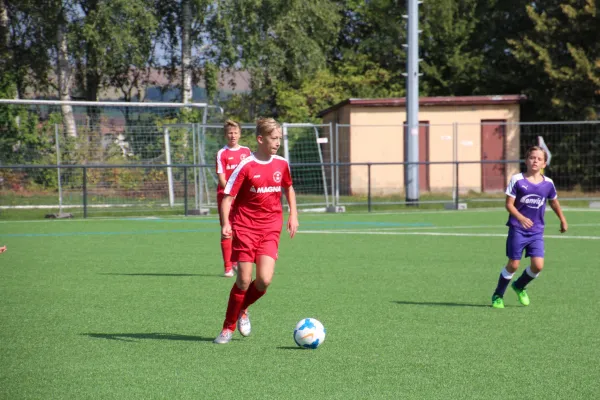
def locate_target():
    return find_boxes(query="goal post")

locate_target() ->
[282,123,334,210]
[0,99,222,217]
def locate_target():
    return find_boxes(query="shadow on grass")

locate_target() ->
[276,346,305,350]
[82,332,216,342]
[99,273,221,277]
[393,300,498,308]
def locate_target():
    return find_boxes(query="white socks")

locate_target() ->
[525,266,540,278]
[501,267,515,280]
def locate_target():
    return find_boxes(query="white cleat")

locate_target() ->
[237,309,251,337]
[213,329,233,344]
[224,269,234,277]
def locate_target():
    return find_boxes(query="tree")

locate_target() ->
[470,0,534,97]
[54,1,77,137]
[181,0,193,103]
[70,0,158,103]
[509,0,600,120]
[274,54,403,122]
[420,0,483,96]
[156,0,221,103]
[2,0,54,99]
[329,0,407,94]
[215,0,341,117]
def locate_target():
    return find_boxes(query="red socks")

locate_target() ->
[222,281,267,332]
[223,284,246,331]
[241,281,266,311]
[220,238,233,270]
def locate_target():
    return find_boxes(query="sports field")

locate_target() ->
[1,209,599,399]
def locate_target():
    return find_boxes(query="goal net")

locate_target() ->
[282,123,333,210]
[0,99,222,218]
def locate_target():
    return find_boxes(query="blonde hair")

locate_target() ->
[255,117,281,137]
[223,119,241,132]
[525,145,548,162]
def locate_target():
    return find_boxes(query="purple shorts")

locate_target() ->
[506,227,545,260]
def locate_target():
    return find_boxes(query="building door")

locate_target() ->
[481,120,506,192]
[404,122,429,191]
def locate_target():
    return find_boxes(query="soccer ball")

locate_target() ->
[293,318,326,349]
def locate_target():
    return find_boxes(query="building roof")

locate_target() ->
[316,95,526,117]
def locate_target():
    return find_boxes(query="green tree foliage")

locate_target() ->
[4,0,600,125]
[214,0,341,118]
[2,0,54,97]
[509,0,600,120]
[470,0,534,97]
[328,0,407,96]
[420,0,483,95]
[508,1,600,191]
[70,0,159,102]
[275,55,403,122]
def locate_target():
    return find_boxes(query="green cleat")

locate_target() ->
[511,282,530,306]
[491,295,505,309]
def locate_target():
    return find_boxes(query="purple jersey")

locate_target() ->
[506,173,557,234]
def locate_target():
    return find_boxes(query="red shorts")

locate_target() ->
[232,228,281,263]
[217,193,234,226]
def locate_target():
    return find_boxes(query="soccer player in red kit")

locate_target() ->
[214,117,299,344]
[216,120,252,277]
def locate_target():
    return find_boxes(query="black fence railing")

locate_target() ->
[2,159,596,217]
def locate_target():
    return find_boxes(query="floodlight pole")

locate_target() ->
[404,0,421,204]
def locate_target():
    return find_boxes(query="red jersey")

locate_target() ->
[216,145,252,195]
[224,154,293,232]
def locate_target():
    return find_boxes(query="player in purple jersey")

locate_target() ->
[491,146,568,309]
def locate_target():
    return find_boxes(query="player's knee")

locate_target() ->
[506,260,520,273]
[236,277,252,290]
[235,272,253,289]
[529,257,544,272]
[530,263,544,274]
[254,278,271,291]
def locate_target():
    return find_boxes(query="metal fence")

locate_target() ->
[1,100,599,217]
[4,158,595,218]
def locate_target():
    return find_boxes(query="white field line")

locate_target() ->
[299,230,600,240]
[313,207,600,216]
[0,203,184,210]
[357,223,600,231]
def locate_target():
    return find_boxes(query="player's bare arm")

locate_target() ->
[284,186,299,238]
[505,195,533,229]
[0,245,6,254]
[217,173,228,189]
[220,195,234,238]
[549,198,568,233]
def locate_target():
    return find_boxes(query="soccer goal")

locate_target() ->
[190,122,336,212]
[282,123,334,210]
[0,99,222,217]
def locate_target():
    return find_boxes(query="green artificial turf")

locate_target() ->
[1,209,599,399]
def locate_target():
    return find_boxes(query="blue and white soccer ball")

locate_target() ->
[293,318,326,349]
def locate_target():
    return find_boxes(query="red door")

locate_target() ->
[404,122,430,191]
[481,121,506,192]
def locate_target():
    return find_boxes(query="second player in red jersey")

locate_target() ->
[215,120,251,277]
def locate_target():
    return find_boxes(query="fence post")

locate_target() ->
[453,122,458,204]
[328,122,335,207]
[55,124,63,214]
[184,166,188,216]
[163,127,175,207]
[82,167,88,219]
[335,123,340,206]
[454,161,459,209]
[368,163,372,213]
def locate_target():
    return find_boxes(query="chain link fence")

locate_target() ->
[1,100,599,217]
